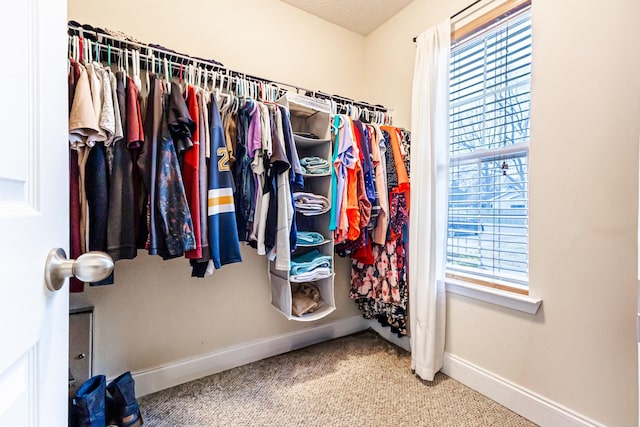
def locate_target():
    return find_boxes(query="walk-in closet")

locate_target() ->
[0,0,638,426]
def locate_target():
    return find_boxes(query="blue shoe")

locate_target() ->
[71,375,106,427]
[107,371,143,427]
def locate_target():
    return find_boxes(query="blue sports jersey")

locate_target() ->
[207,94,242,269]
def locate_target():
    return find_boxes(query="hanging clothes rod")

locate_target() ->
[70,37,276,99]
[411,0,482,42]
[67,21,390,114]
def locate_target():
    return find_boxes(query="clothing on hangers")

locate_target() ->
[66,26,397,292]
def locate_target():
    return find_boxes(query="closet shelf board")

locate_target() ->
[289,272,334,283]
[285,93,331,116]
[286,301,335,322]
[302,173,331,178]
[293,135,331,147]
[296,239,333,248]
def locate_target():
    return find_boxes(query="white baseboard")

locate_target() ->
[442,352,604,427]
[132,315,368,397]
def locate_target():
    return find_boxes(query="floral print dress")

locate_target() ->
[351,192,409,336]
[348,126,411,337]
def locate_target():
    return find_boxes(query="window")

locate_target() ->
[447,1,532,294]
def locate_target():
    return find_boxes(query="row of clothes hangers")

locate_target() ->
[326,99,393,125]
[67,32,392,125]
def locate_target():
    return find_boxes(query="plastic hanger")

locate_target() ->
[331,114,345,134]
[234,76,241,98]
[210,70,217,93]
[133,50,142,92]
[71,35,79,62]
[211,70,219,93]
[164,57,171,93]
[85,39,92,64]
[225,74,237,114]
[188,63,194,87]
[192,63,198,87]
[218,74,233,112]
[94,41,99,64]
[124,48,129,75]
[213,72,223,105]
[143,52,150,96]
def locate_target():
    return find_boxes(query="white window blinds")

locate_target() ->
[448,4,532,289]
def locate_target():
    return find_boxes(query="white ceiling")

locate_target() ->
[281,0,414,36]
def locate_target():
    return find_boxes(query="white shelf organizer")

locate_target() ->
[270,92,335,321]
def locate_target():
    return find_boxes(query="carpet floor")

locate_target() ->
[139,330,537,426]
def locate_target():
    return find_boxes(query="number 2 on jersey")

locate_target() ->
[217,147,230,171]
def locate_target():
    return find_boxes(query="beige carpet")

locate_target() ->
[139,330,537,426]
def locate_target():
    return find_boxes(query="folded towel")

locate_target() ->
[297,231,326,246]
[300,156,329,167]
[301,165,330,175]
[290,249,332,275]
[290,268,332,282]
[300,156,331,176]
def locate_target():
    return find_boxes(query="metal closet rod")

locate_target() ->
[67,22,390,113]
[71,38,289,100]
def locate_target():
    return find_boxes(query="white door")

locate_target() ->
[0,0,69,425]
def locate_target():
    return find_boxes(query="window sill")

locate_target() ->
[445,278,542,314]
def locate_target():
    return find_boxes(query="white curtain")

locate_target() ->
[409,19,450,381]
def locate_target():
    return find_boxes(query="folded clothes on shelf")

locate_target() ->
[294,192,330,215]
[290,268,332,282]
[291,282,321,317]
[290,249,332,276]
[300,156,330,175]
[296,231,326,246]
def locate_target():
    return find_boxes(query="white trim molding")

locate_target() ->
[442,352,605,427]
[446,278,542,314]
[130,315,369,397]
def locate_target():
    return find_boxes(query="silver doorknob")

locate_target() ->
[44,248,114,291]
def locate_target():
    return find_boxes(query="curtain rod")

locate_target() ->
[67,21,390,114]
[411,0,481,42]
